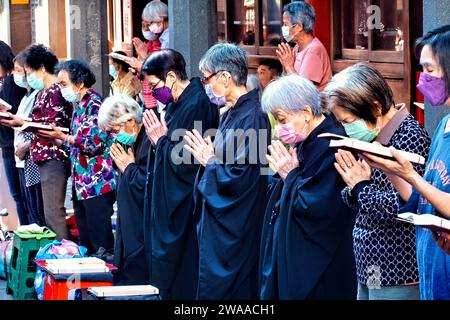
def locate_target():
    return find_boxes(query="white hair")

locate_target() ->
[142,0,168,22]
[261,74,322,116]
[98,94,143,130]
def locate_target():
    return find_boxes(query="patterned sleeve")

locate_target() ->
[47,89,72,128]
[353,119,431,221]
[341,186,360,211]
[73,97,108,156]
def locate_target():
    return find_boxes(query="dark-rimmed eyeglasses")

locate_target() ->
[201,70,226,85]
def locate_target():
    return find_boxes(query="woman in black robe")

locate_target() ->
[98,94,151,285]
[184,43,271,300]
[140,49,220,300]
[259,74,357,300]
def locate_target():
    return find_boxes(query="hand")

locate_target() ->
[110,143,136,173]
[276,43,297,74]
[142,109,168,145]
[363,146,417,183]
[36,124,67,141]
[432,231,450,255]
[15,141,31,161]
[183,129,215,167]
[266,140,299,180]
[0,113,25,128]
[0,104,9,112]
[334,149,372,190]
[128,57,144,71]
[132,37,149,60]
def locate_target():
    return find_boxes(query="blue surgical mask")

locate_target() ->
[205,83,226,106]
[13,73,28,89]
[116,130,136,146]
[142,30,157,41]
[60,86,80,103]
[109,65,119,79]
[27,72,45,90]
[343,119,380,142]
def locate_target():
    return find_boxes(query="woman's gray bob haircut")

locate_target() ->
[199,43,248,86]
[142,0,168,22]
[98,94,143,130]
[261,74,322,116]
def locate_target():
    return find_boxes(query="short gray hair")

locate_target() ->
[284,1,316,34]
[98,94,143,130]
[261,74,322,116]
[199,43,248,86]
[142,0,168,22]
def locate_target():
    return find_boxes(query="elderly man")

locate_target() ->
[183,43,271,300]
[276,1,332,91]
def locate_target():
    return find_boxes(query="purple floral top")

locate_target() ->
[68,90,117,201]
[30,83,73,163]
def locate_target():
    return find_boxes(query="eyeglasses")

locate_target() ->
[200,71,226,85]
[148,79,162,91]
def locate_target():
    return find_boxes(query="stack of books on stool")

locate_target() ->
[35,257,116,300]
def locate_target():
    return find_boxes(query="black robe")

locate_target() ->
[259,115,357,300]
[193,89,271,300]
[147,78,220,300]
[113,127,151,285]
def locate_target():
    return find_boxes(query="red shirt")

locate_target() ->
[30,83,73,163]
[143,39,162,109]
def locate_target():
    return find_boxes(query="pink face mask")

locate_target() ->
[275,122,307,145]
[149,23,164,34]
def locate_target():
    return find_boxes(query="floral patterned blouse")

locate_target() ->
[30,83,73,163]
[68,90,117,201]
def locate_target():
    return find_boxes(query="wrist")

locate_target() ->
[405,170,421,187]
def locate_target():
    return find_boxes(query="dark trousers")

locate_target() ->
[38,160,69,240]
[2,154,27,225]
[73,191,115,255]
[17,169,46,226]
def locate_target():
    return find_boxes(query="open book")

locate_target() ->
[0,112,32,121]
[318,133,426,165]
[88,285,160,298]
[397,213,450,233]
[0,98,13,111]
[18,122,69,133]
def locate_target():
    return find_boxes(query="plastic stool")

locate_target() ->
[7,231,56,300]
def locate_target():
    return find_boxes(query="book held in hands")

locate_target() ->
[0,98,13,111]
[18,122,69,134]
[318,133,426,165]
[397,212,450,233]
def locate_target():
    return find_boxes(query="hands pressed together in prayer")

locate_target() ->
[183,129,215,167]
[143,109,168,146]
[276,43,298,74]
[110,143,136,173]
[334,149,372,190]
[266,140,299,181]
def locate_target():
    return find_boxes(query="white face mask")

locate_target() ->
[282,25,299,43]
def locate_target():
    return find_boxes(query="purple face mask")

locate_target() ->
[417,72,449,106]
[153,85,174,105]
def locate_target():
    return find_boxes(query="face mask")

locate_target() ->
[27,72,45,90]
[13,73,28,89]
[116,130,137,146]
[153,83,174,105]
[343,119,380,142]
[276,122,307,145]
[282,25,299,43]
[149,23,164,34]
[205,83,227,106]
[109,65,119,79]
[60,86,80,104]
[417,72,449,106]
[143,30,157,41]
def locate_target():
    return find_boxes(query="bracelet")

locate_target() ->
[65,135,71,144]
